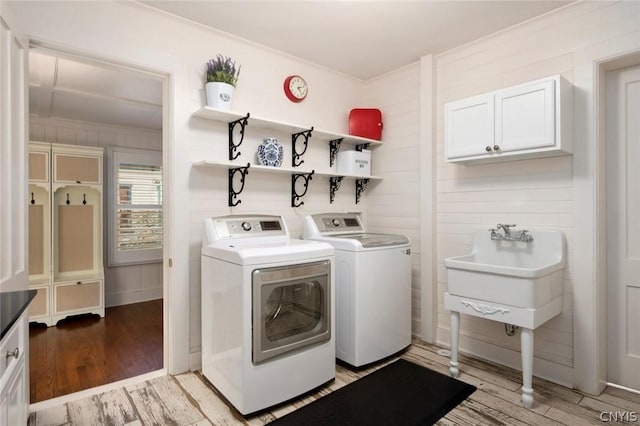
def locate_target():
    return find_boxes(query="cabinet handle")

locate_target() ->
[5,347,19,360]
[485,146,492,152]
[493,145,500,151]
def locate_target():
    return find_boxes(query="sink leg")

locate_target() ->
[521,327,534,408]
[449,311,460,378]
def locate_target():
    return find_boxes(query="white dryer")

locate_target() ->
[303,213,411,367]
[201,215,335,415]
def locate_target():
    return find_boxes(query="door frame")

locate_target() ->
[597,51,640,391]
[24,39,183,396]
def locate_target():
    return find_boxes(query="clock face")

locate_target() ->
[284,75,308,102]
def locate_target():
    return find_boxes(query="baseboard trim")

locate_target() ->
[105,288,163,307]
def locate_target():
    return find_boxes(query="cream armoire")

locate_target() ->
[28,141,104,326]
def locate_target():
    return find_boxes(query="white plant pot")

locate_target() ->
[205,82,235,110]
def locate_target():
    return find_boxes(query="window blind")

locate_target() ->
[116,163,162,251]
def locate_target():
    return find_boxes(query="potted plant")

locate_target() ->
[205,54,241,110]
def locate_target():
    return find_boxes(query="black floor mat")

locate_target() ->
[268,358,476,425]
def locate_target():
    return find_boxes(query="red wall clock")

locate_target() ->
[284,75,308,103]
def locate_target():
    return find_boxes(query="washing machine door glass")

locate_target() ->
[252,260,331,364]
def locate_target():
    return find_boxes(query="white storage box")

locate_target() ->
[336,149,371,176]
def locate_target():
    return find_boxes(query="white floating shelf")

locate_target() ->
[193,160,381,180]
[192,107,383,148]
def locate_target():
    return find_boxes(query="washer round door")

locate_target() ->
[252,260,331,364]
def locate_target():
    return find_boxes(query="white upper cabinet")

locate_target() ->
[445,75,572,164]
[445,93,495,159]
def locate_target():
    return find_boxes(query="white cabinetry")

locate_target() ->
[28,142,105,326]
[445,75,572,164]
[0,312,29,426]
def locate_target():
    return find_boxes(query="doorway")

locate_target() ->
[605,63,640,392]
[27,46,167,402]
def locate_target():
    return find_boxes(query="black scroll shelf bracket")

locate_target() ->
[355,178,369,204]
[291,171,315,208]
[228,113,250,161]
[329,176,343,204]
[329,138,343,167]
[355,143,370,152]
[228,163,251,207]
[292,127,314,168]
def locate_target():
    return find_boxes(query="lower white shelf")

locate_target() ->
[193,160,380,206]
[192,160,381,180]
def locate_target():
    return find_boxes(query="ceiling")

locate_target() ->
[28,49,163,130]
[141,0,573,80]
[28,1,573,131]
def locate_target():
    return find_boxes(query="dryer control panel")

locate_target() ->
[203,215,288,242]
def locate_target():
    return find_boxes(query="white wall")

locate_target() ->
[30,116,163,307]
[361,63,423,334]
[9,0,640,392]
[7,0,365,372]
[433,0,640,391]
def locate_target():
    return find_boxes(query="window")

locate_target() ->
[108,148,162,266]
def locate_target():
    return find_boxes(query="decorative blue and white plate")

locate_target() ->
[257,138,283,167]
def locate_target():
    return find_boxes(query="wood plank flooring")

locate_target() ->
[29,339,640,425]
[29,299,163,403]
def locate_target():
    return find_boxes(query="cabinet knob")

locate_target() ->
[5,347,19,360]
[493,145,500,151]
[485,146,492,152]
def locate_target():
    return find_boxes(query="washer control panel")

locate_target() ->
[204,215,287,241]
[314,213,363,233]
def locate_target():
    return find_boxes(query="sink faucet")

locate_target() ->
[497,223,517,238]
[489,224,535,242]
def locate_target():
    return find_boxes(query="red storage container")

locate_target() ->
[349,108,383,140]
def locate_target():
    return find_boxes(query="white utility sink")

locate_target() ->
[443,225,565,409]
[444,229,565,308]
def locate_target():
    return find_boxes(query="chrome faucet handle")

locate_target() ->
[489,228,501,240]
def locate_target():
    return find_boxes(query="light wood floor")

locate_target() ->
[28,339,640,425]
[29,299,163,403]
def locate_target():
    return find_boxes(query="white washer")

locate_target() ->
[303,212,411,367]
[201,215,335,415]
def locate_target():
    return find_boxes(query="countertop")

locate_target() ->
[1,290,36,340]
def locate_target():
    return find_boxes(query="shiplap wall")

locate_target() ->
[434,0,640,386]
[361,64,422,335]
[29,116,163,307]
[188,114,368,359]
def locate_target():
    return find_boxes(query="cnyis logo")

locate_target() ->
[599,411,638,423]
[219,93,231,102]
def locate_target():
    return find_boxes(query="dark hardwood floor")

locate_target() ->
[29,299,163,403]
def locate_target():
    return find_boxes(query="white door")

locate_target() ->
[444,93,495,159]
[606,64,640,390]
[0,3,28,292]
[495,79,555,153]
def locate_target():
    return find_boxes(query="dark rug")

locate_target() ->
[269,358,476,426]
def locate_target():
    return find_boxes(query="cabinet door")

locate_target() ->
[445,93,495,159]
[2,358,27,426]
[495,79,555,153]
[28,286,50,321]
[53,152,101,184]
[28,150,49,182]
[53,280,103,316]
